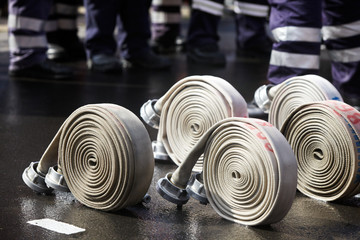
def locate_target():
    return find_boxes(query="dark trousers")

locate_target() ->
[268,0,360,97]
[8,0,52,70]
[84,0,151,59]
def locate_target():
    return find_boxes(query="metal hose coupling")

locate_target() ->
[253,84,275,113]
[22,104,154,211]
[140,99,160,129]
[45,165,69,192]
[22,161,53,194]
[261,74,343,129]
[140,75,248,171]
[186,172,208,205]
[281,100,360,201]
[157,117,297,226]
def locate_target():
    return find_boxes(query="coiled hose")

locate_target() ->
[22,104,154,211]
[141,75,248,172]
[281,100,360,201]
[255,75,360,201]
[254,74,343,129]
[157,117,297,226]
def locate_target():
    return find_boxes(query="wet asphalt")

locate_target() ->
[1,13,360,240]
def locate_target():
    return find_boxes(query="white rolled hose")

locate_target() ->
[254,74,343,129]
[158,117,297,226]
[281,100,360,201]
[22,104,154,211]
[140,75,248,172]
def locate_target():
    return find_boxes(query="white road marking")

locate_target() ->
[27,218,85,235]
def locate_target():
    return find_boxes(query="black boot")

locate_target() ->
[47,31,86,62]
[9,60,73,80]
[187,43,226,67]
[122,50,171,70]
[87,54,122,73]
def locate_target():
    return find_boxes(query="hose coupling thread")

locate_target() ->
[152,141,170,161]
[45,165,70,192]
[186,172,208,205]
[254,84,274,113]
[22,161,53,194]
[156,173,190,206]
[140,99,160,129]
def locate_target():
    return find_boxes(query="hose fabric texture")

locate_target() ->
[171,117,297,225]
[268,74,343,129]
[36,104,154,211]
[281,100,360,201]
[155,75,248,172]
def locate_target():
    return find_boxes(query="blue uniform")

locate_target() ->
[186,0,224,47]
[84,0,152,60]
[150,0,269,48]
[8,0,52,71]
[151,0,182,46]
[234,0,270,50]
[46,0,80,47]
[268,0,360,99]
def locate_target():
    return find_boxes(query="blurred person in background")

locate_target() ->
[84,0,171,73]
[150,0,271,66]
[8,0,73,79]
[46,0,86,62]
[266,0,360,108]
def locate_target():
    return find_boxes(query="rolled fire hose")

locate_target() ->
[140,75,248,172]
[254,74,343,129]
[22,104,154,211]
[281,100,360,201]
[157,117,297,226]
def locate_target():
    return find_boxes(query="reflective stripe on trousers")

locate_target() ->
[8,0,52,70]
[234,0,269,18]
[46,0,79,32]
[267,0,360,96]
[234,0,270,48]
[151,0,225,45]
